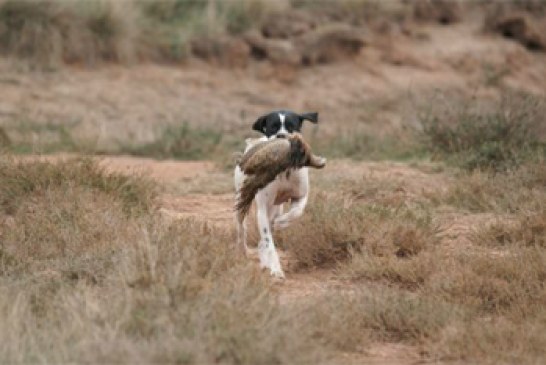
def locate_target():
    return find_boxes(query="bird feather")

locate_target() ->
[235,134,325,220]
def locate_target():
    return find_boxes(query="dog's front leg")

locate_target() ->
[273,194,308,230]
[268,204,283,227]
[255,191,285,279]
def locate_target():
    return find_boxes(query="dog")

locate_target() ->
[234,110,319,278]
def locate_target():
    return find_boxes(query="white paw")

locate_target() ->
[316,157,327,168]
[273,217,291,230]
[270,268,285,279]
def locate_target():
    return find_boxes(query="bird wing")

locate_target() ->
[235,139,294,219]
[238,138,291,175]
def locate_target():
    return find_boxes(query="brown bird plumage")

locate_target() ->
[235,134,326,220]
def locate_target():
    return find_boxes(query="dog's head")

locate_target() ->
[252,110,319,139]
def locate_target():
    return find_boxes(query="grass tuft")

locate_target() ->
[311,288,462,350]
[0,157,156,215]
[120,123,228,160]
[437,163,546,213]
[419,91,545,171]
[476,211,546,249]
[277,195,366,268]
[279,193,437,271]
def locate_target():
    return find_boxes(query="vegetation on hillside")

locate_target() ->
[0,0,286,68]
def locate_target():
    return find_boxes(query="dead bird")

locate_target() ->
[235,133,326,221]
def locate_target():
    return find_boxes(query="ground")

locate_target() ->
[67,154,481,364]
[1,3,546,363]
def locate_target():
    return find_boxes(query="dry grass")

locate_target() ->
[2,154,546,363]
[277,193,366,268]
[343,250,436,290]
[0,156,156,215]
[278,190,436,271]
[1,87,546,363]
[0,220,326,363]
[436,163,546,213]
[336,202,438,289]
[0,0,139,68]
[419,91,546,171]
[474,207,546,251]
[119,122,239,163]
[0,117,91,155]
[426,248,546,315]
[431,313,546,364]
[309,287,462,352]
[0,157,329,364]
[1,156,449,364]
[315,129,423,162]
[275,155,546,363]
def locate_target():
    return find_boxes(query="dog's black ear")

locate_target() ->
[252,115,268,133]
[299,112,319,124]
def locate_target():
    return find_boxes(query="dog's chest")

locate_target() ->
[273,169,304,204]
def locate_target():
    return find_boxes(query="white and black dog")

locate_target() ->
[234,110,319,278]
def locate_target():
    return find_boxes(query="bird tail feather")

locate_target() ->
[235,173,273,221]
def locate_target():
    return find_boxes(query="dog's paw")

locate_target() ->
[310,155,327,169]
[270,268,285,279]
[316,156,327,168]
[273,217,291,230]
